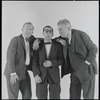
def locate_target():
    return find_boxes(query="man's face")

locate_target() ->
[43,27,53,40]
[58,24,70,38]
[22,24,34,38]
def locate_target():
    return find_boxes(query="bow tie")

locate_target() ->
[44,42,51,45]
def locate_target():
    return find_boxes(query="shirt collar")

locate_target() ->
[44,40,52,43]
[22,33,25,40]
[68,30,72,40]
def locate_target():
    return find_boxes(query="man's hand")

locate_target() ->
[57,39,66,46]
[35,75,42,84]
[33,39,40,50]
[43,60,52,67]
[10,73,19,85]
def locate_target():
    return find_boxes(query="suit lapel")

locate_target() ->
[39,41,47,60]
[19,34,26,52]
[48,41,55,59]
[71,30,76,52]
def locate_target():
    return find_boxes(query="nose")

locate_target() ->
[47,31,51,33]
[26,31,32,37]
[46,32,50,35]
[26,29,30,32]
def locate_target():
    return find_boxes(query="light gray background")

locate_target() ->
[2,1,99,99]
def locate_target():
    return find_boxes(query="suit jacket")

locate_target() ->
[32,40,63,83]
[55,29,98,78]
[4,34,36,80]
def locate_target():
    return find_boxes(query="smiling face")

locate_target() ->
[43,26,53,41]
[22,23,34,38]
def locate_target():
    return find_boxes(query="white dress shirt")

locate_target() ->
[10,34,30,76]
[22,34,30,65]
[44,40,52,59]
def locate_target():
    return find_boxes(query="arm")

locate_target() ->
[7,37,19,84]
[80,32,98,64]
[32,50,42,83]
[32,38,44,50]
[7,37,18,74]
[32,50,41,76]
[54,36,67,46]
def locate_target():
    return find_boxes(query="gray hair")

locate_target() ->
[57,19,71,27]
[22,22,34,29]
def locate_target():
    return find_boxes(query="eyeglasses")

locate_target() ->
[44,29,53,33]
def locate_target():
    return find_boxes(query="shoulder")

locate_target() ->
[9,34,25,45]
[39,39,44,48]
[29,35,35,40]
[72,29,89,38]
[10,35,20,42]
[52,39,61,47]
[7,36,20,48]
[53,36,61,40]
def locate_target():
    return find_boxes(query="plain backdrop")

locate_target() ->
[2,1,99,99]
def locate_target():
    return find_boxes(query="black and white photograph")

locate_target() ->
[2,1,99,99]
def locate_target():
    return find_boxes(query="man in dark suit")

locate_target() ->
[32,26,63,99]
[4,22,36,99]
[55,19,98,99]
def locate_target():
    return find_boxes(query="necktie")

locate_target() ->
[25,37,29,42]
[66,38,72,71]
[44,42,51,45]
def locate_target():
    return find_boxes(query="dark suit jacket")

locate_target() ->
[4,34,36,80]
[32,40,63,83]
[55,29,98,78]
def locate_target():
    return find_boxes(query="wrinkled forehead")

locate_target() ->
[58,24,70,29]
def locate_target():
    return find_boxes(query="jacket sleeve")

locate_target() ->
[53,36,61,42]
[29,35,36,45]
[32,50,41,77]
[7,37,18,74]
[50,42,63,67]
[80,32,98,63]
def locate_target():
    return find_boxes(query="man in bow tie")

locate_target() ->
[32,19,98,99]
[4,22,38,99]
[32,26,63,99]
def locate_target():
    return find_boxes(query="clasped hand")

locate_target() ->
[35,75,42,84]
[43,60,52,67]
